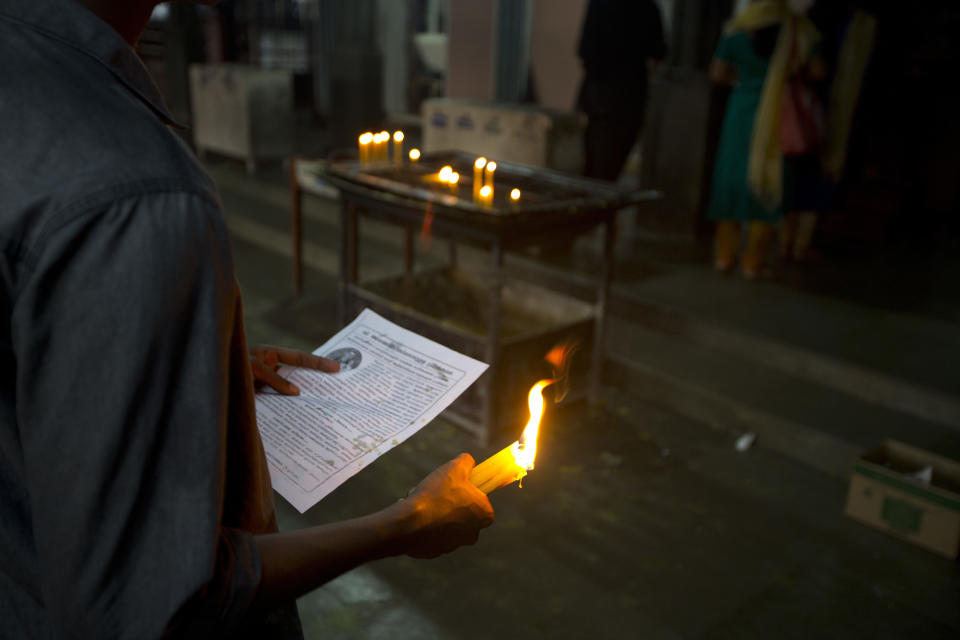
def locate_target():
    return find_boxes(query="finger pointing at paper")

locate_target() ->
[250,344,340,395]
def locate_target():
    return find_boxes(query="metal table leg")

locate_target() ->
[590,217,615,404]
[404,229,414,278]
[339,199,358,327]
[482,242,504,445]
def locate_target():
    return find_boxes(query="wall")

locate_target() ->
[446,0,496,101]
[529,0,588,110]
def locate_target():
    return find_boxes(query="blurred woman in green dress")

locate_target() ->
[707,0,820,278]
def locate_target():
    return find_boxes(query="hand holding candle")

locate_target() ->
[396,453,495,558]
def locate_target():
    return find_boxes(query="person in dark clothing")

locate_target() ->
[0,1,494,638]
[577,0,667,181]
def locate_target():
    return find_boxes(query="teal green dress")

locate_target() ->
[707,32,781,223]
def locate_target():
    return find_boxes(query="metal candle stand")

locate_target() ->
[290,151,660,445]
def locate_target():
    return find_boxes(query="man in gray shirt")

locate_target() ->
[0,1,495,637]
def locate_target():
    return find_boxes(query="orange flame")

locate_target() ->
[510,379,555,470]
[545,340,579,403]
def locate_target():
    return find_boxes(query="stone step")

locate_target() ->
[507,257,960,431]
[604,320,960,479]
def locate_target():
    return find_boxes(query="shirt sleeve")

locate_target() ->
[12,189,260,639]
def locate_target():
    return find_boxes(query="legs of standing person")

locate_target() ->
[792,211,818,260]
[742,221,774,278]
[779,210,818,260]
[714,221,741,271]
[581,77,644,181]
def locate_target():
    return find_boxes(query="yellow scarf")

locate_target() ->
[822,10,877,180]
[728,1,820,208]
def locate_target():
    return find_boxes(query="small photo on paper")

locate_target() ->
[326,347,363,371]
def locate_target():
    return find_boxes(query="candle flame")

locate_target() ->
[359,132,373,145]
[475,157,487,170]
[393,131,404,142]
[479,185,492,198]
[485,161,497,173]
[449,171,460,185]
[409,148,421,161]
[510,188,521,201]
[439,165,453,182]
[510,379,555,470]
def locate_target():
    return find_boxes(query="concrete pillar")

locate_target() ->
[638,0,734,240]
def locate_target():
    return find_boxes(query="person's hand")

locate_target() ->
[393,454,495,558]
[249,344,340,395]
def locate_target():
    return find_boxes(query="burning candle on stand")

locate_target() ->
[393,131,404,165]
[358,132,373,163]
[483,160,497,192]
[473,157,487,202]
[448,171,460,195]
[470,379,555,493]
[377,131,390,162]
[510,188,521,207]
[478,184,493,207]
[409,148,421,163]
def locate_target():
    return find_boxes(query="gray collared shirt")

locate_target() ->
[0,1,301,637]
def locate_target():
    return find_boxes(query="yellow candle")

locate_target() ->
[470,379,555,493]
[473,157,487,202]
[484,161,497,190]
[470,444,526,494]
[479,184,492,207]
[393,131,404,165]
[408,148,421,163]
[358,132,373,163]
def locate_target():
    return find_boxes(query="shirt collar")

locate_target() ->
[0,0,184,129]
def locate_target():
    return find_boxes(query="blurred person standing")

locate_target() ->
[0,1,494,637]
[577,0,666,181]
[779,4,878,261]
[707,0,821,278]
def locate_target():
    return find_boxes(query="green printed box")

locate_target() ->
[845,440,960,559]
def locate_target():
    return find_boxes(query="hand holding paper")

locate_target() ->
[249,344,340,395]
[255,309,488,512]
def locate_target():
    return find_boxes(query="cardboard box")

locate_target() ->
[845,440,960,559]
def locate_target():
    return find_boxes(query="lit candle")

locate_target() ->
[393,131,404,165]
[473,157,487,202]
[483,160,497,204]
[358,132,373,163]
[479,184,492,207]
[510,188,521,207]
[438,165,453,183]
[377,131,390,162]
[449,171,460,195]
[470,380,555,493]
[408,148,421,163]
